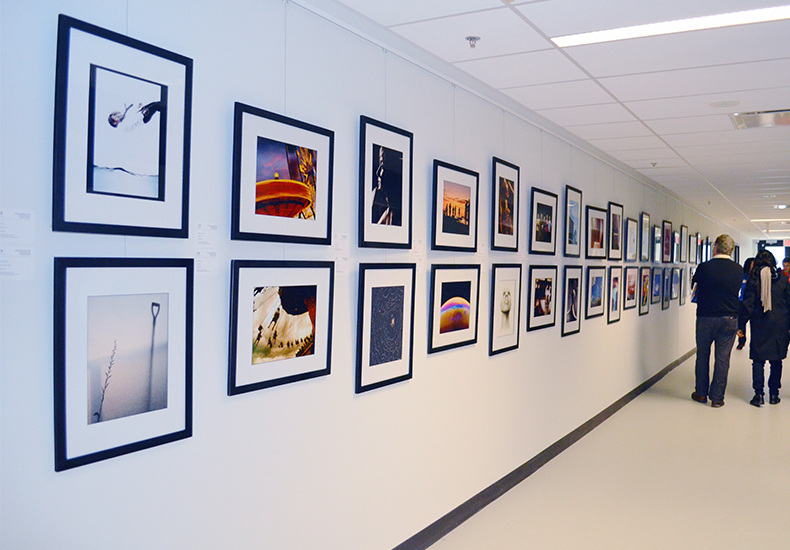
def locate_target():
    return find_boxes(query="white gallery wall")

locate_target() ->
[0,1,750,548]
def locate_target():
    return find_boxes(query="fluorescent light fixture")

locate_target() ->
[551,6,790,48]
[731,109,790,129]
[751,219,790,223]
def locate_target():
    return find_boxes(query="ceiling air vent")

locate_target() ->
[730,109,790,130]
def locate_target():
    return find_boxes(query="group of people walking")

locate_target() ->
[692,234,790,408]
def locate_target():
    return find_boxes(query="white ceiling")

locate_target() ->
[330,0,790,241]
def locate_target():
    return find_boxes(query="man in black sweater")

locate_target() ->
[691,234,744,407]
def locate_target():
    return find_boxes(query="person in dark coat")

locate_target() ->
[737,250,790,407]
[736,257,754,350]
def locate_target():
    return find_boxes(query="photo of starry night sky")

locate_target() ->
[369,285,405,367]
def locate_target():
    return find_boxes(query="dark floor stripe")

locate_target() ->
[394,348,696,550]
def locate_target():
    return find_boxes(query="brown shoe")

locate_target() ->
[711,400,724,408]
[691,392,707,404]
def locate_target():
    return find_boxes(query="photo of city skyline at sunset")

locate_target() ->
[442,180,471,235]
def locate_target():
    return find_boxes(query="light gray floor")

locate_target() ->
[432,348,790,549]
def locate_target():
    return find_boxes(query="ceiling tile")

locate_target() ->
[503,79,614,111]
[566,120,653,140]
[454,49,586,89]
[625,87,790,121]
[645,115,736,135]
[537,103,638,127]
[598,58,790,103]
[393,8,550,63]
[334,0,503,27]
[587,135,666,151]
[609,147,680,161]
[665,126,790,146]
[676,140,790,158]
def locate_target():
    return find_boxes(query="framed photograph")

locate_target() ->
[53,15,192,238]
[652,225,662,263]
[671,267,681,300]
[705,236,711,261]
[624,266,638,310]
[490,264,522,355]
[608,267,622,323]
[679,268,687,305]
[662,221,673,263]
[734,244,740,264]
[432,160,480,252]
[356,263,416,393]
[662,267,671,309]
[672,231,681,264]
[529,187,558,255]
[697,233,703,263]
[680,225,689,263]
[359,115,413,248]
[607,202,624,261]
[228,260,334,395]
[586,266,606,319]
[651,267,662,304]
[54,257,193,471]
[624,217,639,262]
[428,264,481,354]
[561,266,583,336]
[640,212,651,262]
[689,233,698,264]
[527,265,558,331]
[639,266,651,315]
[491,158,520,252]
[586,206,607,259]
[231,102,333,245]
[564,185,582,258]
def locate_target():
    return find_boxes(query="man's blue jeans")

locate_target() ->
[695,316,738,402]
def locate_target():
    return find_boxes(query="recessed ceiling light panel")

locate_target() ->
[551,5,790,47]
[731,110,790,130]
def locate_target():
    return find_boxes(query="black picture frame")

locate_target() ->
[228,260,334,395]
[527,265,558,331]
[623,266,638,310]
[607,202,624,261]
[432,160,480,252]
[639,266,651,315]
[54,257,193,471]
[586,205,607,259]
[530,188,558,255]
[53,15,192,238]
[491,158,520,252]
[680,225,689,263]
[356,263,416,393]
[586,266,606,319]
[489,264,522,355]
[679,268,687,305]
[651,267,662,304]
[662,267,671,309]
[652,225,662,263]
[662,221,673,263]
[671,267,681,300]
[561,265,583,336]
[640,212,651,262]
[564,185,583,258]
[624,217,639,262]
[428,264,481,353]
[689,233,698,264]
[608,266,622,323]
[231,102,334,245]
[672,230,681,264]
[358,115,413,249]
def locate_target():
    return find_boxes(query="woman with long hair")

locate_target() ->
[738,250,790,406]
